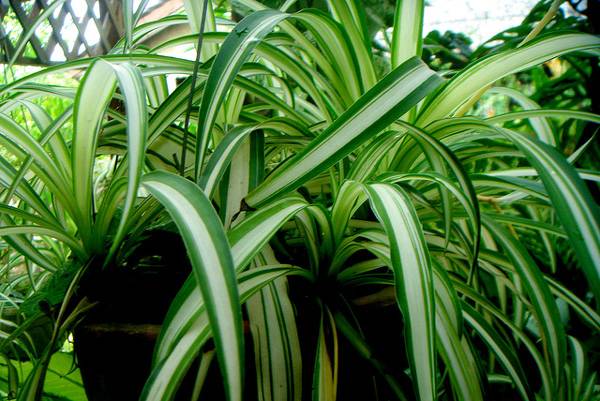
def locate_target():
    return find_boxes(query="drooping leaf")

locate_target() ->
[364,182,436,401]
[142,171,243,401]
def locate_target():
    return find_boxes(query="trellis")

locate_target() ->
[0,0,125,66]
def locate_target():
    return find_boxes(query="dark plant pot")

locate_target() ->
[74,322,164,401]
[74,300,257,401]
[73,229,194,400]
[73,267,193,401]
[72,229,258,400]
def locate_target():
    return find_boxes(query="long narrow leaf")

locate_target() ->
[498,128,600,307]
[72,60,117,250]
[104,62,148,260]
[417,33,600,125]
[246,58,442,207]
[364,182,436,401]
[141,171,243,401]
[482,216,566,389]
[391,0,424,68]
[247,248,302,401]
[142,265,309,401]
[195,10,290,179]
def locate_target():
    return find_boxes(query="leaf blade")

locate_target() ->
[142,171,243,401]
[364,182,436,401]
[246,58,443,207]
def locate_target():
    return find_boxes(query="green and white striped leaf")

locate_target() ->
[104,62,148,261]
[0,226,85,260]
[229,197,308,271]
[432,262,463,336]
[364,182,435,401]
[483,216,566,389]
[235,0,347,102]
[487,109,600,126]
[141,171,243,401]
[498,128,600,306]
[327,0,376,90]
[546,277,600,331]
[153,196,308,372]
[462,304,533,401]
[294,9,363,101]
[123,0,134,51]
[72,59,118,250]
[6,107,73,194]
[331,180,368,247]
[453,283,554,401]
[247,248,302,401]
[133,0,151,26]
[246,58,443,207]
[312,308,336,401]
[0,114,72,218]
[0,157,54,224]
[386,119,482,277]
[487,87,555,146]
[391,0,425,68]
[435,296,483,401]
[566,336,586,401]
[142,265,309,401]
[183,0,218,59]
[417,33,600,125]
[195,10,290,178]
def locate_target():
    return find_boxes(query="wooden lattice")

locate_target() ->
[0,0,125,66]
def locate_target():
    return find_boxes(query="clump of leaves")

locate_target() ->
[0,1,599,401]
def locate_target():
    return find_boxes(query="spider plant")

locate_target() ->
[0,0,599,400]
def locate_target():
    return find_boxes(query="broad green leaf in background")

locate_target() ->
[0,354,86,401]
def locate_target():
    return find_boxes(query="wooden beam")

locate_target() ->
[9,0,48,64]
